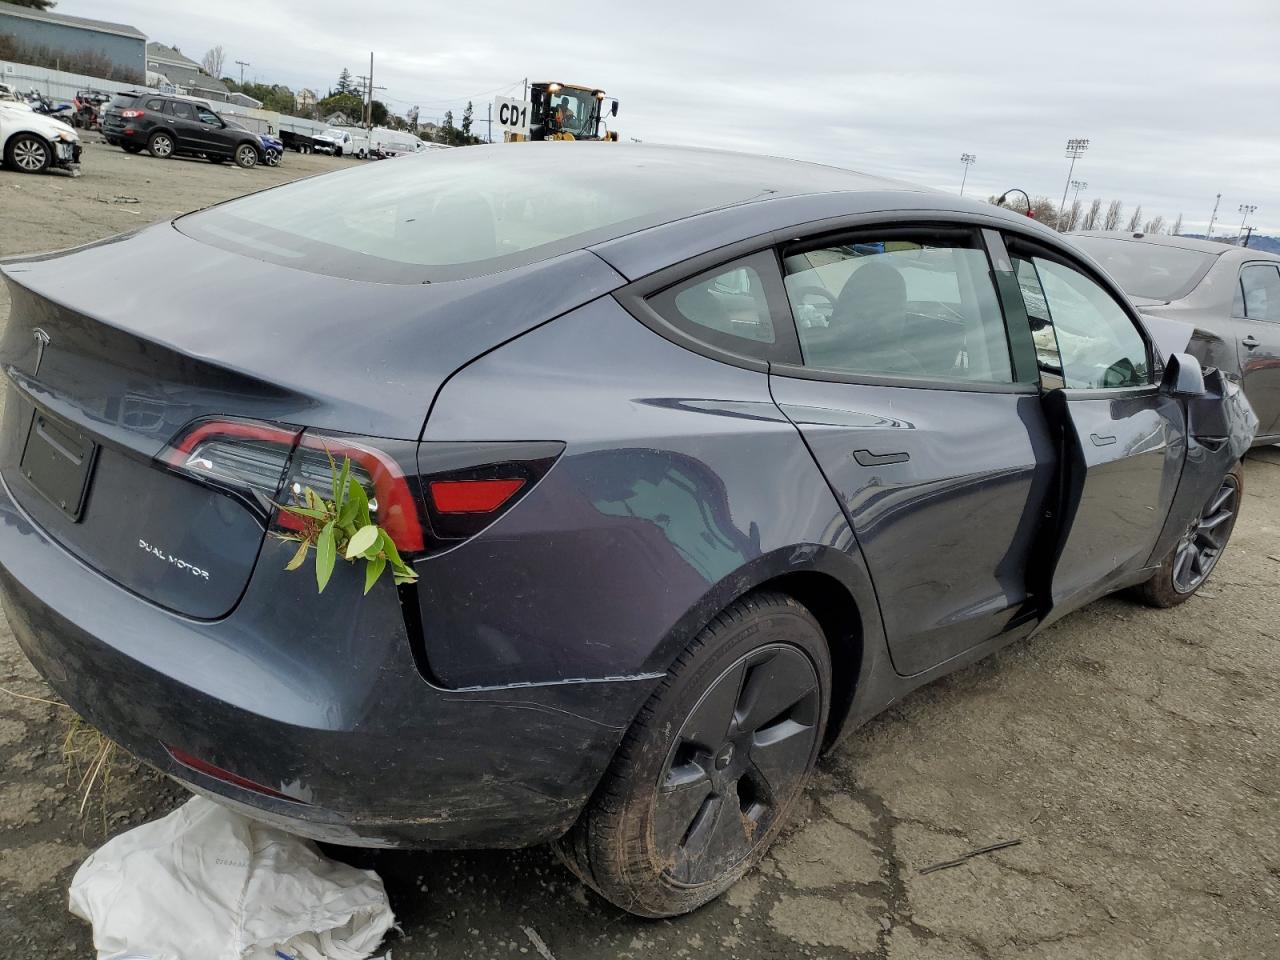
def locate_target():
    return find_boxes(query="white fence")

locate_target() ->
[0,60,141,103]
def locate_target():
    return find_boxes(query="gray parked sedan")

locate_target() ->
[1072,231,1280,445]
[0,145,1256,918]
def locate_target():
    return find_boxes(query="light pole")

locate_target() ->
[235,60,250,86]
[959,153,976,196]
[1070,179,1088,206]
[996,188,1034,219]
[1057,138,1089,230]
[1206,193,1222,240]
[1236,204,1258,242]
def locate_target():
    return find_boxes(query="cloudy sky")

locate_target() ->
[69,0,1280,234]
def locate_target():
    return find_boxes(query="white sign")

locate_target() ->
[494,96,532,138]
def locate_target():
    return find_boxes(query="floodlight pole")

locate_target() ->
[1236,204,1258,242]
[1057,138,1089,230]
[959,153,976,196]
[1206,193,1222,239]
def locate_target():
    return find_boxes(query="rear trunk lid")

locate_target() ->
[0,223,622,618]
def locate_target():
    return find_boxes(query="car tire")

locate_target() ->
[234,144,259,169]
[5,133,51,174]
[1135,462,1243,608]
[334,147,343,158]
[147,131,174,159]
[554,591,831,917]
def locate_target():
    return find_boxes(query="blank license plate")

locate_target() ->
[20,410,97,521]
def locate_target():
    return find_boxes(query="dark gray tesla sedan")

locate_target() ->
[0,144,1256,917]
[1072,231,1280,446]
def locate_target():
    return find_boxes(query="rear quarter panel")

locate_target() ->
[415,296,881,689]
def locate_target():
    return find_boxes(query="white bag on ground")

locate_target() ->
[69,796,395,960]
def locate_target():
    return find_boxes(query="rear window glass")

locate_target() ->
[1070,236,1214,301]
[177,144,879,283]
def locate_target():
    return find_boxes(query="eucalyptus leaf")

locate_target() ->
[364,554,386,594]
[284,538,310,571]
[316,521,336,592]
[346,524,379,560]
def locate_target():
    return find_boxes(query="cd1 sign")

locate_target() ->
[494,97,533,138]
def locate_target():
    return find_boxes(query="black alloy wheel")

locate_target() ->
[656,643,821,885]
[556,592,831,917]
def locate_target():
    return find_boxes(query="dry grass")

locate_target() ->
[59,713,120,830]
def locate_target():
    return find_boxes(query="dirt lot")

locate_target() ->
[1,142,1278,959]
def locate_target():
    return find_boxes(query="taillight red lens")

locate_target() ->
[276,432,425,554]
[429,478,525,514]
[121,109,145,118]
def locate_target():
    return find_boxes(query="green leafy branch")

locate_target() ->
[275,453,418,594]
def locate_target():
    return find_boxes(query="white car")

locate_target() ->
[1,103,81,174]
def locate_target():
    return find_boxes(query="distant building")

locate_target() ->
[0,0,146,81]
[227,91,262,108]
[145,41,229,102]
[295,88,317,113]
[323,110,353,126]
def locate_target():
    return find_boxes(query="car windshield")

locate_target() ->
[543,88,599,137]
[1072,236,1216,301]
[177,144,875,283]
[322,129,345,139]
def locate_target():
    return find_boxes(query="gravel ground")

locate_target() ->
[1,142,1278,959]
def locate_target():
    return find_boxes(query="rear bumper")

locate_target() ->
[0,472,657,848]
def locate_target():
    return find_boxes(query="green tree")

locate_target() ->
[317,91,364,123]
[8,0,56,9]
[335,68,352,94]
[224,79,298,115]
[461,100,473,138]
[370,99,388,126]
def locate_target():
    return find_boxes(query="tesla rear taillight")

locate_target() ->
[275,432,425,553]
[429,478,525,514]
[161,418,301,515]
[417,441,564,544]
[161,419,426,554]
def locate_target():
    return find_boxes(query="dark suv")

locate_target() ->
[102,93,263,168]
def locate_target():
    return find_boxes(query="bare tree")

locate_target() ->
[1028,196,1058,226]
[1171,213,1183,236]
[1062,199,1084,232]
[1144,215,1165,235]
[201,45,226,78]
[1082,197,1103,231]
[1126,204,1143,232]
[1104,200,1124,230]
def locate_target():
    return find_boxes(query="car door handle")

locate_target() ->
[1090,433,1117,447]
[1242,336,1260,349]
[853,449,910,466]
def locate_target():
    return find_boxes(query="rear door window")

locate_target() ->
[1239,264,1280,322]
[169,102,196,121]
[781,231,1014,383]
[144,98,165,111]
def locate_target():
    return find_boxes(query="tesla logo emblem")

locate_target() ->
[31,328,50,376]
